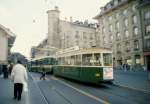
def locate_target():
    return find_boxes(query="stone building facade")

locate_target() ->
[138,0,150,70]
[94,0,144,70]
[0,24,16,71]
[47,7,96,49]
[32,7,97,58]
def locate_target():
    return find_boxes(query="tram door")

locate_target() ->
[147,55,150,71]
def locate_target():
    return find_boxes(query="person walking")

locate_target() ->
[11,61,28,101]
[40,69,46,80]
[8,63,13,75]
[3,65,8,79]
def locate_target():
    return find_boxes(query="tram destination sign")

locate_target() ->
[56,46,79,55]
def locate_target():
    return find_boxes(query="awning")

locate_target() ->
[144,51,150,56]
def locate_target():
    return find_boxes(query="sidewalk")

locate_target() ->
[0,74,47,104]
[113,70,150,93]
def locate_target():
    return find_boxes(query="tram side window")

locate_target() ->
[58,57,64,65]
[94,53,101,66]
[82,54,93,65]
[76,55,82,65]
[47,58,51,65]
[70,56,75,65]
[103,53,112,66]
[66,57,71,65]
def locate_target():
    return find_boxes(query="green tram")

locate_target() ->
[53,47,113,84]
[30,56,57,73]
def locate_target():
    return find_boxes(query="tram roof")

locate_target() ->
[31,56,56,61]
[56,48,112,57]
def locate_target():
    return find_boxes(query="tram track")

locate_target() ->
[30,73,73,104]
[54,76,150,104]
[30,73,150,104]
[108,82,150,94]
[29,73,51,104]
[48,84,73,104]
[87,83,150,104]
[51,77,110,104]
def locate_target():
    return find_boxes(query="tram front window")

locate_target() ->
[103,53,112,66]
[94,53,101,66]
[82,54,93,65]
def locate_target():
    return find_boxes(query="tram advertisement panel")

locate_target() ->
[103,67,113,80]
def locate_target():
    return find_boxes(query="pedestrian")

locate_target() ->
[40,69,46,80]
[3,65,8,78]
[11,61,28,101]
[7,63,13,75]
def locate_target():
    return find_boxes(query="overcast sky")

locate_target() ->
[0,0,110,58]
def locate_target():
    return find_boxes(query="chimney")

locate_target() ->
[70,16,73,23]
[55,6,59,11]
[64,17,67,21]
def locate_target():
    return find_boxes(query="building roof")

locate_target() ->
[0,24,16,37]
[0,24,16,47]
[93,0,129,19]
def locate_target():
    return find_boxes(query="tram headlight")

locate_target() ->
[103,67,113,80]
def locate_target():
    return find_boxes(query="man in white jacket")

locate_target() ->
[11,61,28,101]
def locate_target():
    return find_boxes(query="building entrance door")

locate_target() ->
[147,55,150,71]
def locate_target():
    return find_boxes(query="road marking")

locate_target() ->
[49,85,73,104]
[51,76,110,104]
[51,76,58,80]
[29,73,49,104]
[115,83,150,94]
[24,82,30,104]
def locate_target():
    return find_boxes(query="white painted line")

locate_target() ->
[52,76,110,104]
[24,82,30,104]
[116,83,150,94]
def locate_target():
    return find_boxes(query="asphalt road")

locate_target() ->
[31,73,150,104]
[1,72,149,104]
[0,74,48,104]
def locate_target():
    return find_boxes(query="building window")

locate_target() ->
[135,55,141,64]
[109,16,112,21]
[75,31,79,39]
[146,39,150,49]
[117,43,121,50]
[110,35,113,42]
[145,12,150,20]
[114,0,118,6]
[124,19,128,27]
[90,42,93,47]
[123,9,128,16]
[103,36,107,44]
[116,22,119,29]
[90,35,93,40]
[146,25,150,34]
[134,40,139,50]
[76,40,79,45]
[132,4,136,11]
[134,27,138,35]
[125,30,129,38]
[103,18,105,24]
[110,25,113,32]
[102,27,105,34]
[116,13,119,19]
[133,15,137,24]
[83,32,87,39]
[116,32,120,38]
[125,42,130,52]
